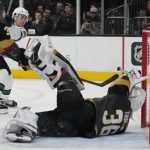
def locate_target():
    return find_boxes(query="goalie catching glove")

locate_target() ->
[4,107,38,142]
[129,86,146,112]
[120,68,148,112]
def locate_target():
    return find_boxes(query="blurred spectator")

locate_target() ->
[55,1,65,15]
[140,10,146,16]
[43,7,54,34]
[43,7,52,19]
[55,3,76,35]
[133,10,146,35]
[85,11,91,20]
[144,0,150,27]
[105,4,125,35]
[37,5,44,13]
[51,1,65,33]
[30,10,48,35]
[35,0,56,10]
[81,7,100,35]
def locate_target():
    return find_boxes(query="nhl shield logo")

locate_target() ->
[131,42,142,66]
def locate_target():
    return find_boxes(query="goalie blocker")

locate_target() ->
[24,35,84,91]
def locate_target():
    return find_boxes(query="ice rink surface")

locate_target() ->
[0,79,149,150]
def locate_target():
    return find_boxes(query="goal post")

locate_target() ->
[142,29,150,144]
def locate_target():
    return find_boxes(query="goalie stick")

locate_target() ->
[81,74,119,87]
[117,67,129,74]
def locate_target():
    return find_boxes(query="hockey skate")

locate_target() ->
[0,99,17,114]
[4,106,38,142]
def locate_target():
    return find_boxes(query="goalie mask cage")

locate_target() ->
[142,29,150,144]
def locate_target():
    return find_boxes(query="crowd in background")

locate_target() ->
[3,0,150,36]
[25,1,76,35]
[3,0,77,35]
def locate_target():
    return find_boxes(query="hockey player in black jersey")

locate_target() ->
[0,1,30,113]
[0,1,83,114]
[3,68,147,142]
[0,2,146,140]
[0,1,147,142]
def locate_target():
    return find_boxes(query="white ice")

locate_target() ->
[0,79,149,150]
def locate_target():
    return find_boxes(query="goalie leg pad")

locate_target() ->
[25,35,84,91]
[4,107,38,142]
[52,49,84,91]
[5,121,36,143]
[25,38,62,89]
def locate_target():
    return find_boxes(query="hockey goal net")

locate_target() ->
[142,29,150,144]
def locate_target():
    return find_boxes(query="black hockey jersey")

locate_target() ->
[0,16,15,54]
[85,95,131,137]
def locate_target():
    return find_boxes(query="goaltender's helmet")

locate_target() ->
[129,86,146,112]
[12,7,29,19]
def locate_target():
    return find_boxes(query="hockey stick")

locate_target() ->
[81,74,119,87]
[6,0,14,15]
[117,67,129,74]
